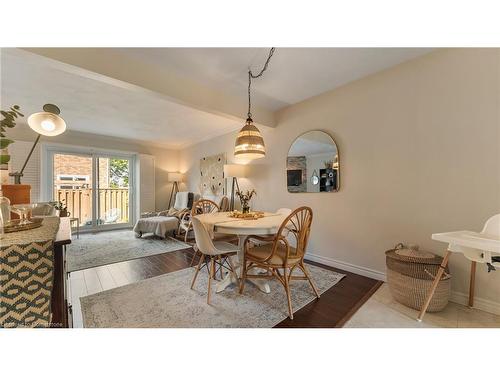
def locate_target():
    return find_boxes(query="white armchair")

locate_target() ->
[134,192,199,238]
[31,202,58,218]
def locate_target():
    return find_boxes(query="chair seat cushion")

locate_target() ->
[246,243,303,266]
[133,216,179,238]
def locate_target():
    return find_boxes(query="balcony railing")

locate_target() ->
[55,188,129,226]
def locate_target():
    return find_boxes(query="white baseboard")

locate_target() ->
[305,252,500,316]
[305,252,386,281]
[450,291,500,316]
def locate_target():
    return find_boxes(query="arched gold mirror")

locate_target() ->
[286,130,340,193]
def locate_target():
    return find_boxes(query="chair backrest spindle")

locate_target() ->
[275,206,313,260]
[191,199,219,217]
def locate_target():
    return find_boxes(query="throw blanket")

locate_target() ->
[133,216,179,238]
[173,191,194,210]
[162,208,187,219]
[159,192,194,217]
[141,192,195,219]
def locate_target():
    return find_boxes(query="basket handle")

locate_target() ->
[424,268,450,280]
[394,242,405,250]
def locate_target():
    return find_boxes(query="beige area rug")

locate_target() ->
[67,230,190,272]
[80,264,345,328]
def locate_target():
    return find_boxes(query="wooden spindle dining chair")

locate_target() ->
[179,199,219,243]
[239,206,319,319]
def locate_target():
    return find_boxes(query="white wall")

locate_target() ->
[180,49,500,312]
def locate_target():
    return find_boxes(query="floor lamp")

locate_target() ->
[10,104,67,184]
[223,164,246,211]
[167,172,183,209]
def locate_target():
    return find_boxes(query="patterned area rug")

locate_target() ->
[80,264,345,327]
[66,230,190,272]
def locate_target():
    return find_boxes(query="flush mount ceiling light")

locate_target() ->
[234,48,275,160]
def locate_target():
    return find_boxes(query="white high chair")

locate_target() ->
[418,213,500,321]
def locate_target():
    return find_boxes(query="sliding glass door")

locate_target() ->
[53,152,93,227]
[96,156,131,227]
[47,148,135,231]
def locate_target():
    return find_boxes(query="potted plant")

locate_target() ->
[50,200,69,217]
[0,105,24,181]
[236,189,256,214]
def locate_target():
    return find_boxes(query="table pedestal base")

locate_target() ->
[215,235,271,294]
[215,261,270,294]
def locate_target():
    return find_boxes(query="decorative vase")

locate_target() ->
[59,208,69,217]
[236,189,256,214]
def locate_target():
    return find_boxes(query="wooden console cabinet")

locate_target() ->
[51,217,72,328]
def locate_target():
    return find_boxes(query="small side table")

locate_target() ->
[69,217,80,239]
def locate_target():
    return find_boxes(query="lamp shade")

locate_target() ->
[168,172,183,182]
[224,164,246,178]
[27,104,66,136]
[234,118,265,160]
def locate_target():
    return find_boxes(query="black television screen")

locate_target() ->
[287,169,302,186]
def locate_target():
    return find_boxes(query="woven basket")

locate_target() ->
[385,244,451,312]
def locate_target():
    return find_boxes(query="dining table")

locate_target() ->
[195,211,289,294]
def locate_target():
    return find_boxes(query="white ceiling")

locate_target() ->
[1,48,433,149]
[117,48,433,111]
[0,49,242,149]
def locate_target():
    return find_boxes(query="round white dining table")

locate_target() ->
[195,211,288,294]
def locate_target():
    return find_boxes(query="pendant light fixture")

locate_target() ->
[234,47,275,160]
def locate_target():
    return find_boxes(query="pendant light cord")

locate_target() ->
[247,47,275,119]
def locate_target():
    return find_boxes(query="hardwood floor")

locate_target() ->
[69,247,381,328]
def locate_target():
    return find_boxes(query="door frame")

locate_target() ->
[41,143,137,233]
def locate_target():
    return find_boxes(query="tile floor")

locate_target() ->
[344,283,500,328]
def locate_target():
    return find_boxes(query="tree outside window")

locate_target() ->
[109,159,129,188]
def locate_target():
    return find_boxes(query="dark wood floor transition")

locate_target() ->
[69,246,381,328]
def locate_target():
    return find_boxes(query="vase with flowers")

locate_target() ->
[236,189,256,214]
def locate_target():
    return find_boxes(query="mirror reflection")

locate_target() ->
[287,130,339,193]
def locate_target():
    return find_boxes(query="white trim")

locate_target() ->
[305,252,500,316]
[304,252,387,281]
[450,291,500,316]
[41,141,140,159]
[41,142,137,231]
